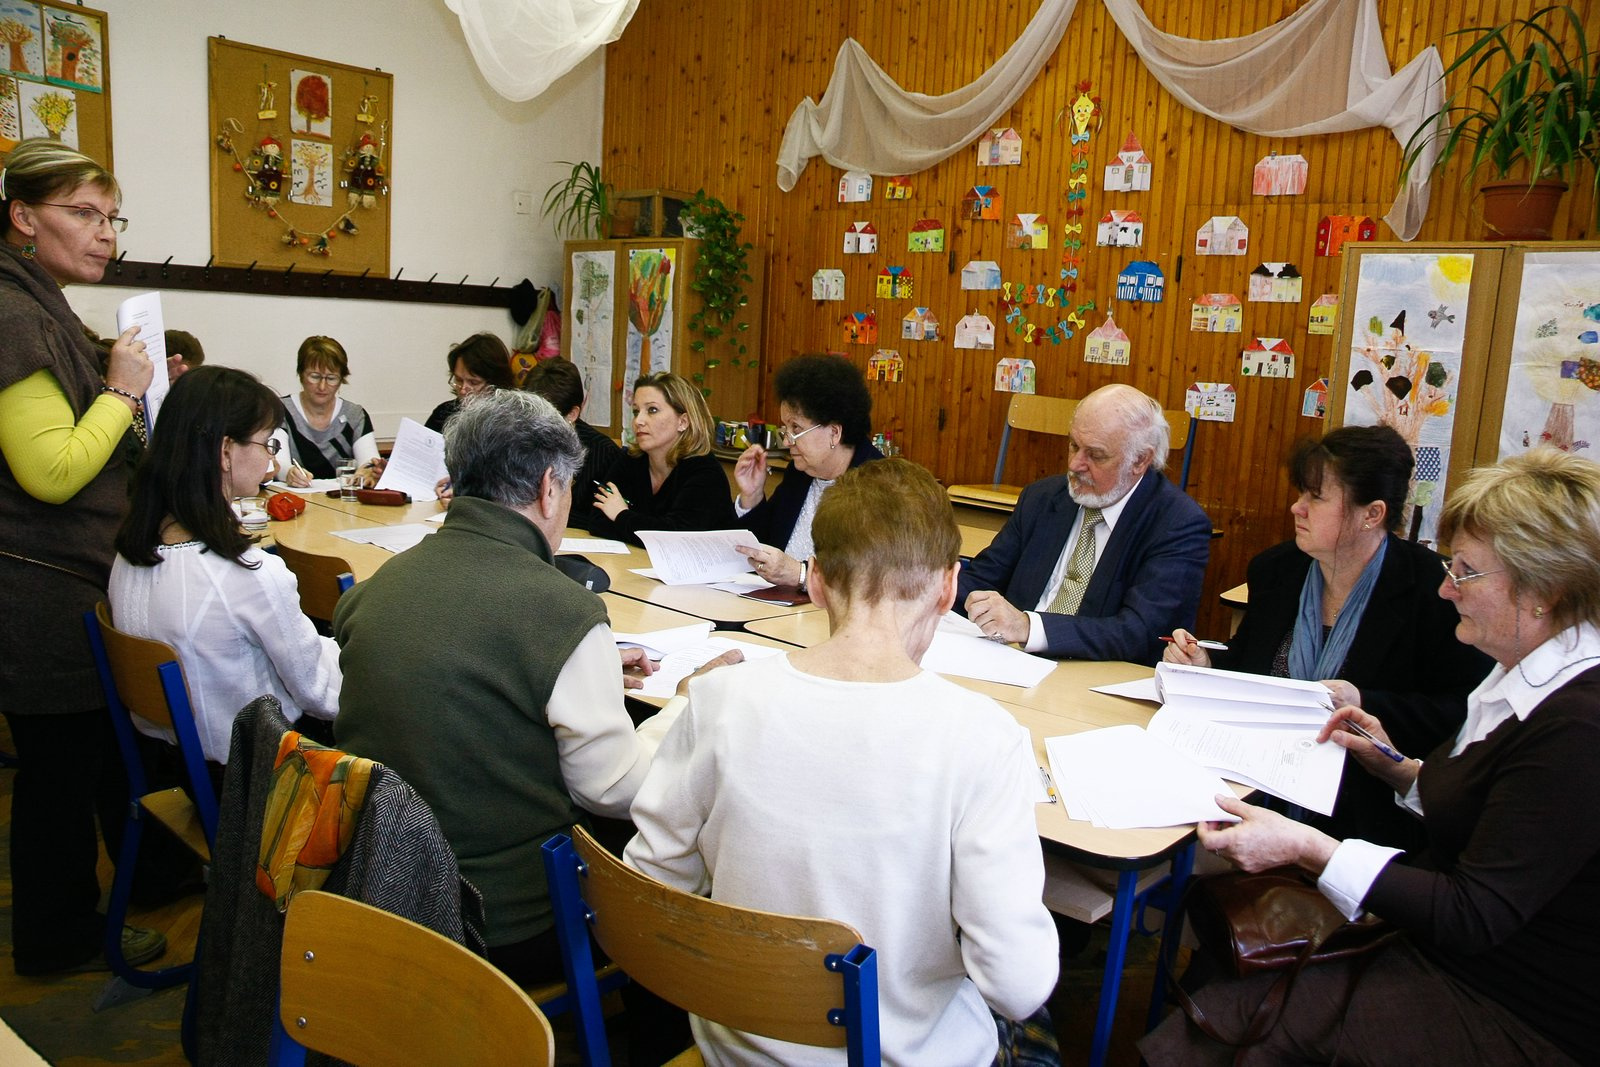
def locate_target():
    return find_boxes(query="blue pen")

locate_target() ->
[1342,719,1405,763]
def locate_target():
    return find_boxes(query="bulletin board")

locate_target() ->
[0,0,113,169]
[207,37,391,274]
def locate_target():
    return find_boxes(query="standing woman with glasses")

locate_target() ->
[1164,424,1492,850]
[730,353,882,587]
[0,139,167,975]
[423,331,516,433]
[588,371,735,544]
[111,367,340,778]
[274,334,383,487]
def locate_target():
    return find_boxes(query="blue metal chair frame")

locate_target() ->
[84,606,220,989]
[541,833,880,1067]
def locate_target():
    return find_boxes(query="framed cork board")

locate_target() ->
[0,0,113,169]
[207,36,391,274]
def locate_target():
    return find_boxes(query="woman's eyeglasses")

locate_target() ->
[302,372,342,385]
[1439,557,1501,590]
[778,422,822,446]
[241,438,282,456]
[34,201,130,233]
[448,375,492,394]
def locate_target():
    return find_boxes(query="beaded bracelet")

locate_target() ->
[100,385,149,446]
[100,384,141,403]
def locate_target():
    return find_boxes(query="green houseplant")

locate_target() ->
[541,160,613,239]
[681,190,754,382]
[1401,4,1598,237]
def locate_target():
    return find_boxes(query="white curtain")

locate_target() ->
[443,0,641,103]
[775,0,1081,192]
[1101,0,1443,240]
[773,0,1444,238]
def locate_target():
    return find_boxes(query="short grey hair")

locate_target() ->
[444,389,582,509]
[1080,383,1170,473]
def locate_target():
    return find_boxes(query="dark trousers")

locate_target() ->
[4,708,127,971]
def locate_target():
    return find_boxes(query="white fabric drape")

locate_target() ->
[773,0,1444,238]
[443,0,640,103]
[774,0,1081,192]
[1100,0,1443,239]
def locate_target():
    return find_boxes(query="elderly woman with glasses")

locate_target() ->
[275,334,383,487]
[423,331,516,433]
[1144,449,1600,1067]
[588,371,734,545]
[111,366,340,772]
[0,139,166,974]
[1164,425,1491,849]
[730,353,882,588]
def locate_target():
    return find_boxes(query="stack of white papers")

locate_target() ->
[630,637,782,699]
[559,537,630,555]
[329,523,435,554]
[1046,727,1238,829]
[268,478,341,494]
[635,529,761,585]
[613,622,713,660]
[916,613,1055,688]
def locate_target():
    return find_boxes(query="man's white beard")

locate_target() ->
[1068,466,1139,509]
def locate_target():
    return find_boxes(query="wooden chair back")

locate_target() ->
[94,600,188,731]
[274,891,554,1067]
[274,542,356,622]
[1005,392,1078,436]
[544,827,879,1065]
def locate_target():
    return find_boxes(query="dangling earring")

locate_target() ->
[21,242,35,259]
[1534,606,1545,619]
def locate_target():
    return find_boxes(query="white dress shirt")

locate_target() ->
[1022,489,1133,653]
[1318,621,1600,918]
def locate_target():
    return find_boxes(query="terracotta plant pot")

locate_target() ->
[1477,178,1568,240]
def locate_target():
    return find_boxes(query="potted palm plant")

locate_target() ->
[541,161,615,239]
[1401,4,1598,239]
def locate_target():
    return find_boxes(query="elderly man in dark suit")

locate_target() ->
[958,384,1211,663]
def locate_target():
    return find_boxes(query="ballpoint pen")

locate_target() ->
[1341,719,1406,763]
[1037,766,1058,803]
[1159,635,1229,651]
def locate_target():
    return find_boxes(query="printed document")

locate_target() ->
[635,529,762,586]
[116,292,170,432]
[376,418,448,501]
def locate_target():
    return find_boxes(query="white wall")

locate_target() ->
[63,0,603,434]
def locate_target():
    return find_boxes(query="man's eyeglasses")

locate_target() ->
[34,202,130,233]
[1440,557,1501,590]
[778,422,822,446]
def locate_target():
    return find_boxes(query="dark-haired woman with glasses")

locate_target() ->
[424,332,516,433]
[112,366,340,769]
[1,138,163,975]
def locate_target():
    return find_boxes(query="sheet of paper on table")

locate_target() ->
[268,478,342,494]
[630,636,783,699]
[1046,726,1239,829]
[635,528,762,585]
[329,523,435,554]
[559,537,631,554]
[613,622,714,659]
[917,613,1054,688]
[1146,707,1344,815]
[376,418,448,501]
[1090,676,1160,702]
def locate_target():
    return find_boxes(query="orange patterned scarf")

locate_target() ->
[255,730,375,911]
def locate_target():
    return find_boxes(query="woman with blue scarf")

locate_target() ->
[1165,425,1491,849]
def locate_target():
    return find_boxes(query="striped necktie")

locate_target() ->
[1047,507,1103,615]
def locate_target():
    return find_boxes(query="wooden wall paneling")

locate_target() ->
[603,0,1597,638]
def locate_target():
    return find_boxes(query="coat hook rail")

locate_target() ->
[88,257,524,310]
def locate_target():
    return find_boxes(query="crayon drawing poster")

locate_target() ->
[570,249,616,427]
[0,0,45,82]
[1497,250,1600,460]
[624,247,677,435]
[1341,253,1474,545]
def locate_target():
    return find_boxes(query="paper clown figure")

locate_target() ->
[252,136,285,204]
[345,133,384,209]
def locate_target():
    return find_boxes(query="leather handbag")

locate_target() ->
[1169,867,1397,1054]
[266,492,307,521]
[353,488,410,506]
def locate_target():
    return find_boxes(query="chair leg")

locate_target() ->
[102,805,193,990]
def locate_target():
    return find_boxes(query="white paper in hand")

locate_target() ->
[376,418,448,500]
[635,529,762,585]
[115,292,169,432]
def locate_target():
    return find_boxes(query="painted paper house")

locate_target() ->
[1096,209,1144,247]
[1302,377,1330,418]
[960,259,1002,290]
[1308,294,1338,335]
[954,312,995,350]
[869,349,903,382]
[1241,336,1296,378]
[842,311,878,346]
[1185,382,1238,423]
[1008,213,1050,250]
[1103,132,1152,192]
[876,265,913,300]
[902,307,940,341]
[1115,260,1164,302]
[838,171,873,203]
[995,357,1036,394]
[811,268,845,302]
[1084,316,1131,365]
[1194,216,1249,256]
[907,218,945,253]
[1248,262,1304,303]
[977,127,1023,166]
[1252,153,1308,196]
[883,176,913,200]
[1315,214,1377,256]
[1190,293,1242,333]
[962,185,1003,221]
[842,221,877,255]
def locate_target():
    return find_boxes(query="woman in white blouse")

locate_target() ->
[111,366,340,771]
